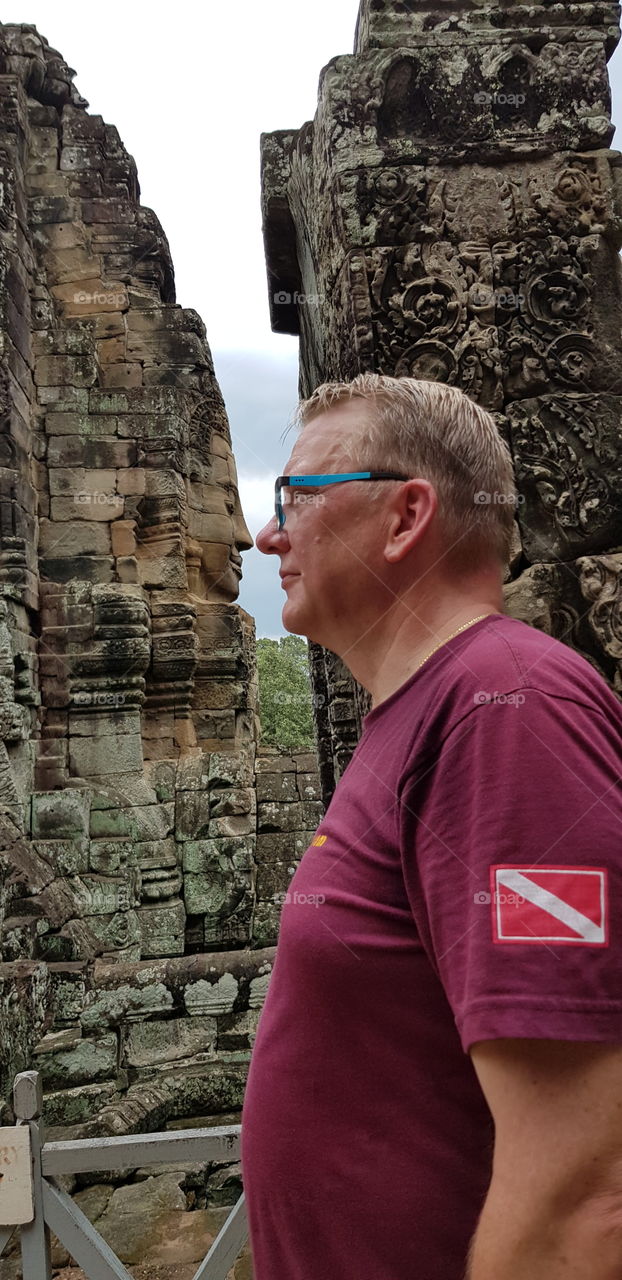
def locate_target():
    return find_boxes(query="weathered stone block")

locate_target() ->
[66,910,141,959]
[70,872,139,915]
[90,807,133,839]
[81,981,173,1030]
[38,517,111,555]
[145,761,176,803]
[89,840,132,873]
[35,350,97,384]
[131,838,178,870]
[208,751,254,788]
[32,789,90,838]
[182,836,254,875]
[256,771,297,803]
[294,753,320,773]
[111,521,137,556]
[209,787,255,818]
[184,972,239,1017]
[257,800,323,833]
[51,493,124,522]
[124,1016,216,1067]
[36,1032,118,1086]
[217,1008,261,1052]
[126,804,174,841]
[44,1083,119,1133]
[176,755,211,792]
[256,861,299,900]
[53,973,88,1025]
[207,814,254,838]
[48,466,116,497]
[296,772,321,800]
[249,971,273,1008]
[175,790,211,841]
[40,555,115,583]
[137,901,186,958]
[255,754,295,773]
[48,435,135,468]
[52,278,129,315]
[183,865,252,917]
[34,837,89,876]
[69,732,143,776]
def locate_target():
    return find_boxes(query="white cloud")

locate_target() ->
[9,0,361,354]
[238,473,275,538]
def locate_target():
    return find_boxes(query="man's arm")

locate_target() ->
[467,1038,622,1279]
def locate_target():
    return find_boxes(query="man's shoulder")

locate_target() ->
[463,615,615,708]
[406,613,622,753]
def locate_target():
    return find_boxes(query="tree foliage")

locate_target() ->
[257,635,315,751]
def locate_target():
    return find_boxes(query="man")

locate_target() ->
[241,374,622,1280]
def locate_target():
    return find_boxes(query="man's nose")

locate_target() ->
[255,516,289,555]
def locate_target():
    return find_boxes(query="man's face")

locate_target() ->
[255,401,385,645]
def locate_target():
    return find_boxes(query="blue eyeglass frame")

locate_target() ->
[274,471,410,530]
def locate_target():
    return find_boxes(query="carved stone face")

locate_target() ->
[185,440,253,604]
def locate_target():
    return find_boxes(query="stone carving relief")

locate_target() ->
[0,23,323,1134]
[262,0,622,802]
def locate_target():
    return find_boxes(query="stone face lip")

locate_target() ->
[262,0,622,797]
[0,15,323,1196]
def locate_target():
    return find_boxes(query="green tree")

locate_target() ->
[257,635,316,751]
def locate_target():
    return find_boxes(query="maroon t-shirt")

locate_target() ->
[241,615,622,1280]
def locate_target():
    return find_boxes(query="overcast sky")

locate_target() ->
[5,1,622,635]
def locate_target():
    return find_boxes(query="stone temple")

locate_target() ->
[262,0,622,800]
[0,0,622,1265]
[0,22,322,1135]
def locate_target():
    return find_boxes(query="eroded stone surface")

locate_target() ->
[262,0,622,800]
[0,21,323,1147]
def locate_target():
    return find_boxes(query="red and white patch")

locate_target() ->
[490,865,609,946]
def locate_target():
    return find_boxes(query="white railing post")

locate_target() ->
[15,1071,52,1280]
[7,1069,247,1280]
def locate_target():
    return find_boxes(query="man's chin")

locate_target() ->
[281,597,323,644]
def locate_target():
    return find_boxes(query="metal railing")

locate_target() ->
[0,1070,248,1279]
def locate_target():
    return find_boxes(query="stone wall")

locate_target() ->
[28,747,321,1133]
[262,0,622,802]
[0,22,323,1131]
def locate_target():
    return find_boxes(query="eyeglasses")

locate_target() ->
[274,472,410,530]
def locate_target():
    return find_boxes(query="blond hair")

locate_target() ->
[297,374,517,570]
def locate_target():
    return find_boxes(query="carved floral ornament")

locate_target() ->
[579,555,622,671]
[349,154,612,267]
[509,397,622,557]
[349,40,614,156]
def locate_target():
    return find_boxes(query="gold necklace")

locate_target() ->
[414,613,493,675]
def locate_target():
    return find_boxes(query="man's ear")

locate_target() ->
[383,479,438,563]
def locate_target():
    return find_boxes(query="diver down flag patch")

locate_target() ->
[490,865,608,946]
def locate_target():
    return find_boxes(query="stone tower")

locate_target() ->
[0,25,322,1129]
[262,0,622,802]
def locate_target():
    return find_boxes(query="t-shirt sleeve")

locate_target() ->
[398,691,622,1054]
